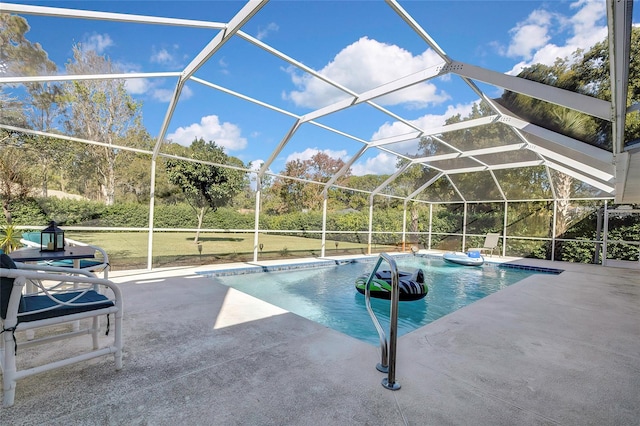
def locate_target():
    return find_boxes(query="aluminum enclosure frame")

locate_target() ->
[0,0,636,268]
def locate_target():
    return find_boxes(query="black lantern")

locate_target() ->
[40,221,65,252]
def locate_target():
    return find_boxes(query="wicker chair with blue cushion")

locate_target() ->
[0,253,123,407]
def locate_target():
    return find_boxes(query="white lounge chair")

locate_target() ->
[0,253,123,407]
[467,233,501,257]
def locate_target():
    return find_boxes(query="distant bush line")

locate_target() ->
[6,198,409,244]
[7,197,639,263]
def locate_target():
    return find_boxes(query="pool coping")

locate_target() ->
[197,253,564,278]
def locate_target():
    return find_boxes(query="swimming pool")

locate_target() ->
[208,256,560,345]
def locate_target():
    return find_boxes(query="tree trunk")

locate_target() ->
[410,206,419,233]
[555,174,572,237]
[2,199,12,224]
[194,206,205,243]
[106,161,116,205]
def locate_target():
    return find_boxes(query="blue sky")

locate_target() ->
[7,0,640,178]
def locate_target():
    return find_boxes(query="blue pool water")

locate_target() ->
[210,256,559,345]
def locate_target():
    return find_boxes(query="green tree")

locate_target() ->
[270,152,349,213]
[0,140,38,224]
[0,14,70,198]
[61,44,144,205]
[164,138,246,243]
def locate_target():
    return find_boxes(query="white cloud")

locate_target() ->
[504,0,607,75]
[351,152,398,176]
[284,37,448,109]
[256,22,279,41]
[149,44,185,69]
[167,115,247,150]
[566,0,608,50]
[285,147,348,163]
[151,48,174,64]
[372,102,477,140]
[218,57,230,75]
[124,78,193,103]
[507,24,551,59]
[151,85,193,102]
[124,78,149,95]
[83,33,113,54]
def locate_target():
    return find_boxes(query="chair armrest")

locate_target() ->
[1,267,122,328]
[14,261,97,278]
[64,239,110,271]
[65,239,108,257]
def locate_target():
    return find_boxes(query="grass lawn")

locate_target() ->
[65,231,394,270]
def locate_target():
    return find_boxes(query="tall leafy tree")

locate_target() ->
[61,44,143,205]
[165,138,246,243]
[270,152,349,213]
[0,136,38,224]
[0,14,69,197]
[571,26,640,146]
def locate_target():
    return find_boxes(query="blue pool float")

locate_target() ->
[443,251,484,266]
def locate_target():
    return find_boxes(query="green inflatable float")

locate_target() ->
[355,269,428,301]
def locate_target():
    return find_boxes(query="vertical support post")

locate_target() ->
[503,201,508,257]
[552,200,557,261]
[146,159,157,270]
[462,202,468,251]
[321,195,328,258]
[252,175,261,262]
[602,200,609,266]
[367,197,374,255]
[428,203,433,250]
[401,201,408,252]
[594,205,603,264]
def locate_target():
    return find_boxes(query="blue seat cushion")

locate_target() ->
[1,253,26,319]
[46,259,104,269]
[467,250,482,258]
[21,290,114,323]
[21,232,42,245]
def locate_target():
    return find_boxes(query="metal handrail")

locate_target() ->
[364,252,401,390]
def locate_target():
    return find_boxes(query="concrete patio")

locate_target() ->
[1,255,639,425]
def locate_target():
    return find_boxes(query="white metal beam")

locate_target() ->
[500,114,614,164]
[367,131,423,148]
[446,61,612,121]
[607,0,633,157]
[322,145,368,193]
[544,160,615,194]
[182,1,267,81]
[0,72,180,85]
[300,65,445,123]
[259,120,302,176]
[420,115,499,137]
[412,143,526,164]
[385,0,451,62]
[370,163,412,199]
[405,173,443,201]
[0,2,225,28]
[530,144,614,182]
[436,160,543,175]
